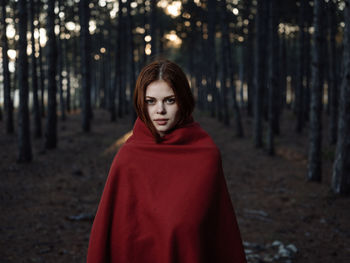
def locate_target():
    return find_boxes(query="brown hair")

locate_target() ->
[133,59,195,142]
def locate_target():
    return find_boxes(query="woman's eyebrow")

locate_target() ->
[145,95,175,99]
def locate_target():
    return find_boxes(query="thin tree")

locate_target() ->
[114,0,123,119]
[307,0,326,182]
[1,0,14,133]
[150,0,158,56]
[126,0,137,122]
[332,0,350,195]
[17,0,32,162]
[29,0,42,138]
[253,0,268,148]
[295,0,307,133]
[36,2,45,117]
[328,0,339,144]
[45,0,57,149]
[219,0,230,127]
[207,0,217,118]
[267,0,279,155]
[79,0,92,131]
[57,0,66,121]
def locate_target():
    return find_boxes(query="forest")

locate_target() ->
[0,0,349,262]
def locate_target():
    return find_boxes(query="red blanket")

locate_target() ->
[87,118,247,263]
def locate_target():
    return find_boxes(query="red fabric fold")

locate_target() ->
[87,118,247,263]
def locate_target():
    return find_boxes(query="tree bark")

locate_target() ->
[45,0,57,149]
[332,0,350,195]
[17,0,32,162]
[253,0,268,148]
[127,0,137,122]
[296,0,306,133]
[219,0,230,126]
[267,0,279,155]
[57,0,66,121]
[207,0,217,118]
[328,0,339,145]
[29,0,42,138]
[307,0,326,182]
[1,1,14,133]
[79,0,92,131]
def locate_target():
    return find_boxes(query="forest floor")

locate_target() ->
[0,108,349,263]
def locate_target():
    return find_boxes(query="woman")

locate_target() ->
[87,60,247,263]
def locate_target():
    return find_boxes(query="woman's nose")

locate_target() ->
[156,102,166,114]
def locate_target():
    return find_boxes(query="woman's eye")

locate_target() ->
[165,98,176,104]
[145,99,155,105]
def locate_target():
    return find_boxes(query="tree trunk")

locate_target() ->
[307,0,326,182]
[219,0,229,126]
[207,0,217,118]
[127,0,137,122]
[267,0,279,155]
[332,0,350,195]
[253,0,268,148]
[79,0,92,131]
[328,0,339,145]
[150,0,158,56]
[45,0,57,149]
[115,0,123,119]
[58,0,66,121]
[29,0,42,138]
[280,30,287,111]
[1,1,14,133]
[296,0,306,133]
[17,0,32,162]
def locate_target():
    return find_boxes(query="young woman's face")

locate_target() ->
[145,80,179,137]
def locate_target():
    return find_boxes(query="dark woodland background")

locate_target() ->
[0,0,350,262]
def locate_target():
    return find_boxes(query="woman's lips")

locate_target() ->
[154,119,168,125]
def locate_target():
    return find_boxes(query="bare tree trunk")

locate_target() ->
[296,0,306,133]
[37,10,45,118]
[29,0,42,138]
[1,1,14,133]
[207,0,217,118]
[307,0,326,182]
[127,0,137,122]
[253,0,268,148]
[17,0,32,162]
[267,0,279,155]
[150,0,158,56]
[328,0,339,145]
[45,0,57,149]
[332,0,350,195]
[280,30,287,111]
[115,0,123,119]
[57,0,66,121]
[219,0,230,126]
[79,0,92,131]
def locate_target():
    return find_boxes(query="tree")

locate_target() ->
[150,0,158,56]
[253,0,268,148]
[267,0,279,155]
[45,0,58,149]
[219,0,230,127]
[332,0,350,195]
[17,0,32,162]
[207,0,217,118]
[29,0,42,138]
[57,0,66,121]
[1,0,14,133]
[295,0,307,133]
[79,0,92,131]
[307,0,326,182]
[328,0,339,144]
[126,0,137,122]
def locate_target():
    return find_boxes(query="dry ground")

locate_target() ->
[0,109,349,262]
